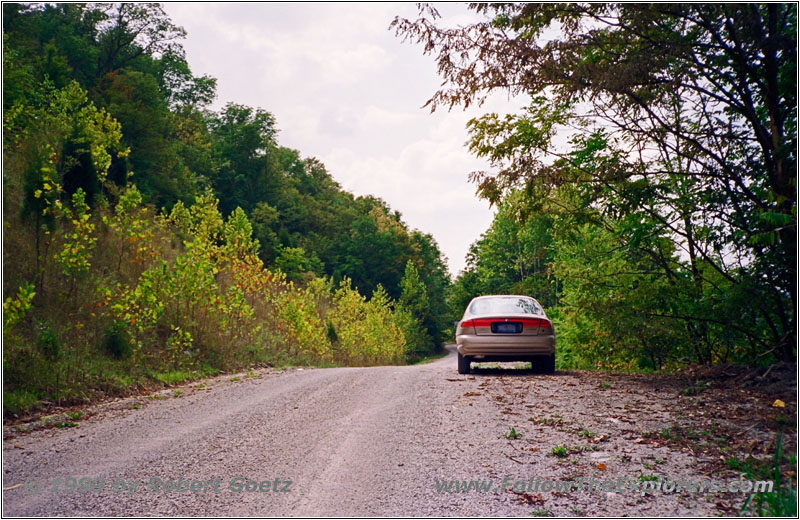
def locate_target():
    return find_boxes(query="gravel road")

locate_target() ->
[3,345,788,516]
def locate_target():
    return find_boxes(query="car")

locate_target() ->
[455,295,555,374]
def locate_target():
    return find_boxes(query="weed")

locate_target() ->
[55,421,78,428]
[738,433,798,517]
[530,509,554,517]
[579,428,595,438]
[550,445,569,458]
[130,403,142,410]
[659,425,679,440]
[229,377,240,383]
[67,411,83,420]
[680,380,711,396]
[503,427,522,439]
[570,506,586,516]
[172,390,182,398]
[534,415,566,427]
[600,381,613,389]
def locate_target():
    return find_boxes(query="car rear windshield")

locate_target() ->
[468,297,542,316]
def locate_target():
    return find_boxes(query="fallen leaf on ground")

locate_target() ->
[772,399,785,408]
[463,392,481,397]
[596,463,607,471]
[508,489,545,505]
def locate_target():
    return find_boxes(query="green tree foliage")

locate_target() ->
[3,3,452,415]
[397,3,796,365]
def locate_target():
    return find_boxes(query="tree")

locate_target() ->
[208,103,281,216]
[96,3,186,76]
[400,260,429,316]
[394,3,796,362]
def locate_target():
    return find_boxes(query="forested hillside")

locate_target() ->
[2,3,450,416]
[400,4,797,370]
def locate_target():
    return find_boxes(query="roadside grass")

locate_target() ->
[411,351,449,365]
[735,433,798,517]
[147,370,200,386]
[4,390,39,416]
[645,420,797,516]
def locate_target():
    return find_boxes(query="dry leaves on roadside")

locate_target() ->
[508,489,545,505]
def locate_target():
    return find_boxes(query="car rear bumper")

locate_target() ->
[456,334,555,357]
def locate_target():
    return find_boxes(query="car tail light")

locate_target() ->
[539,319,553,332]
[461,319,496,327]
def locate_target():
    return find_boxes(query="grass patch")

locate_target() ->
[148,370,195,386]
[3,390,39,416]
[67,411,83,420]
[55,421,78,428]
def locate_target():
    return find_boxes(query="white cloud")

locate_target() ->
[162,3,520,275]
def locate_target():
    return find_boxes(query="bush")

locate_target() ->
[35,321,61,361]
[104,321,132,359]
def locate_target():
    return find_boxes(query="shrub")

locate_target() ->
[104,320,132,359]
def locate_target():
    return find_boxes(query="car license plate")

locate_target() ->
[492,322,520,333]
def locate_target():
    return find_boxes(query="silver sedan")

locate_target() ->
[455,295,555,374]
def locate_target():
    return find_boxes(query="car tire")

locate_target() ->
[543,353,555,374]
[457,352,471,374]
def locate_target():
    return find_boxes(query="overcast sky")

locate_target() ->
[163,3,526,276]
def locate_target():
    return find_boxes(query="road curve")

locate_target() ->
[3,346,739,516]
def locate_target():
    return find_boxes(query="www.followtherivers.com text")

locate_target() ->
[436,476,773,495]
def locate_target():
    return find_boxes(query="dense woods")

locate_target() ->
[398,4,797,370]
[2,3,450,415]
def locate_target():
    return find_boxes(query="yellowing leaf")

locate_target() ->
[596,463,607,471]
[772,399,786,408]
